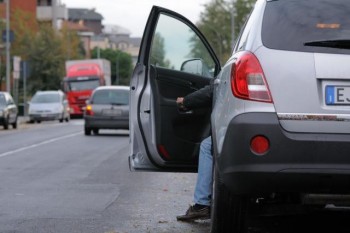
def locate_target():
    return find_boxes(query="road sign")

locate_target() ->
[2,30,14,43]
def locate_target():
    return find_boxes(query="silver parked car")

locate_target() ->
[28,90,70,123]
[0,91,18,130]
[84,86,129,135]
[129,0,350,232]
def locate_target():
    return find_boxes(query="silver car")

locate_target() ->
[28,90,70,123]
[129,0,350,232]
[84,86,130,135]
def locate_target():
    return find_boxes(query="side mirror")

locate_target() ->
[85,100,90,105]
[180,58,212,78]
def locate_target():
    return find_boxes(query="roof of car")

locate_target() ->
[94,86,130,91]
[35,90,64,95]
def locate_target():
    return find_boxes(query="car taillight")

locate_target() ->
[231,52,272,103]
[85,105,94,116]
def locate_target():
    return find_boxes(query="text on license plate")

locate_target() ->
[325,85,350,105]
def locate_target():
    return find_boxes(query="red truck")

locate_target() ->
[62,59,111,117]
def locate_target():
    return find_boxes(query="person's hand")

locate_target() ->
[176,97,184,105]
[176,97,186,110]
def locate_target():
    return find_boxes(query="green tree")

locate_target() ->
[26,24,65,94]
[60,24,85,60]
[150,32,170,68]
[91,48,133,86]
[196,0,256,64]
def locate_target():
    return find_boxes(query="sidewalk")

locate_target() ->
[18,116,29,125]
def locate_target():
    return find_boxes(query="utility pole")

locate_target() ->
[5,0,10,92]
[115,52,119,85]
[230,0,235,48]
[52,0,58,31]
[217,0,235,49]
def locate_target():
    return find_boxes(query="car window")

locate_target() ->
[7,95,14,105]
[150,14,216,78]
[92,89,129,105]
[31,93,60,103]
[68,79,100,91]
[0,94,5,106]
[262,0,350,54]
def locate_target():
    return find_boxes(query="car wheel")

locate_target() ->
[210,166,248,233]
[37,120,41,123]
[84,127,91,136]
[12,117,17,129]
[93,128,99,135]
[3,116,9,130]
[59,115,64,123]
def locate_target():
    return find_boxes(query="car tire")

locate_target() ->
[85,127,91,136]
[93,128,99,135]
[210,166,248,233]
[37,120,41,123]
[3,116,9,130]
[12,117,17,129]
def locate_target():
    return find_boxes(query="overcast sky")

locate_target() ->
[60,0,210,37]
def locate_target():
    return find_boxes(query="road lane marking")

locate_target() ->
[0,132,82,158]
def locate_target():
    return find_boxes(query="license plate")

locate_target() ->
[325,85,350,105]
[103,109,122,116]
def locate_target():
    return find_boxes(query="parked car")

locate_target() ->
[28,90,70,123]
[129,1,350,232]
[84,86,130,135]
[0,91,18,130]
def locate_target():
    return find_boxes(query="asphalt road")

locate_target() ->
[0,119,210,233]
[2,119,350,233]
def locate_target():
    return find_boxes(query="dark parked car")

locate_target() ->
[84,86,130,135]
[0,91,18,130]
[129,1,350,232]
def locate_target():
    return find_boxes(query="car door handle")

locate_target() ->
[214,79,221,85]
[178,109,193,114]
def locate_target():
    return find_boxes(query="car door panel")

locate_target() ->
[129,6,220,172]
[151,66,211,161]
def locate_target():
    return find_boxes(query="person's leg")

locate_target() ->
[193,136,213,206]
[177,136,212,221]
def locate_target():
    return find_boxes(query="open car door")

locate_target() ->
[129,6,220,172]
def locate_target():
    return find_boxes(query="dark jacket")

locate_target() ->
[183,82,214,110]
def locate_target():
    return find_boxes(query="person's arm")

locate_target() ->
[183,84,213,109]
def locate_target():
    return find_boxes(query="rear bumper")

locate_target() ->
[29,113,60,121]
[84,116,129,130]
[215,112,350,195]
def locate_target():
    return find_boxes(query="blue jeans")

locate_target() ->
[194,136,213,206]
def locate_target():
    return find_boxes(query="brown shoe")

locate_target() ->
[176,204,210,221]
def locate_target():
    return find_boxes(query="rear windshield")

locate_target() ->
[31,93,60,103]
[92,89,129,105]
[65,79,100,91]
[262,0,350,54]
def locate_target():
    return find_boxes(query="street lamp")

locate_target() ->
[5,0,10,92]
[115,52,119,85]
[216,0,235,49]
